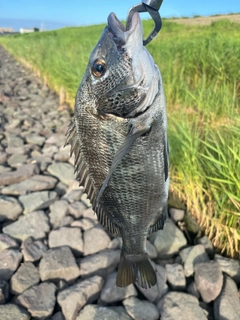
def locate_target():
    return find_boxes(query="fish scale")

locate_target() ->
[65,12,169,288]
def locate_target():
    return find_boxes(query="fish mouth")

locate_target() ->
[107,12,141,48]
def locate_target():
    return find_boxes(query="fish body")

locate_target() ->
[65,12,169,288]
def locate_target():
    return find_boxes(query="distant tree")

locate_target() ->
[34,27,39,32]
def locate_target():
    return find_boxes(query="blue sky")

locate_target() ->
[0,0,239,31]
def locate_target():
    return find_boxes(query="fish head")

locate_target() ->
[78,12,159,118]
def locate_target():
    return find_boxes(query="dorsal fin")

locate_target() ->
[65,119,120,236]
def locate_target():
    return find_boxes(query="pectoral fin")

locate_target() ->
[96,125,150,205]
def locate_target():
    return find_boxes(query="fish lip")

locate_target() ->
[107,12,140,48]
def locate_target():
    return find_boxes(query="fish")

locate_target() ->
[65,11,169,289]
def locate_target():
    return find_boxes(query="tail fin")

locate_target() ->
[116,251,156,289]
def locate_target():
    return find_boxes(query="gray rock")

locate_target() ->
[187,281,200,299]
[214,275,240,320]
[107,237,122,250]
[149,219,187,258]
[0,304,31,320]
[146,240,158,259]
[169,207,185,223]
[166,263,186,290]
[123,296,159,320]
[31,155,52,171]
[158,291,208,320]
[0,249,22,281]
[100,272,137,304]
[77,305,132,320]
[58,215,74,227]
[16,282,56,319]
[2,175,58,195]
[71,218,98,230]
[196,235,215,257]
[21,237,48,261]
[47,162,75,185]
[136,264,168,303]
[7,154,28,168]
[62,188,83,203]
[81,193,92,207]
[0,151,7,164]
[0,279,9,304]
[180,244,209,277]
[0,165,11,173]
[0,163,39,185]
[42,145,59,157]
[82,207,98,220]
[6,132,24,148]
[45,133,66,146]
[0,233,19,253]
[51,311,65,320]
[3,210,50,241]
[194,260,223,303]
[68,201,86,219]
[49,200,69,228]
[80,249,120,279]
[0,195,23,221]
[57,275,104,320]
[55,181,68,196]
[83,227,111,256]
[26,134,45,146]
[10,262,40,294]
[48,227,83,256]
[214,254,240,284]
[39,246,80,283]
[19,190,58,214]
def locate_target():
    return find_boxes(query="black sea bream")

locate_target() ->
[65,12,169,288]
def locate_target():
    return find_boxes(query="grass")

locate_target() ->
[0,18,240,258]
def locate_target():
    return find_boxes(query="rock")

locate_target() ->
[100,272,137,304]
[42,145,59,157]
[21,237,48,261]
[68,201,86,219]
[107,237,121,250]
[51,311,65,320]
[7,154,28,168]
[10,262,40,294]
[48,227,83,256]
[83,227,111,255]
[0,279,9,304]
[187,281,200,299]
[166,263,186,290]
[49,200,69,228]
[79,249,120,279]
[57,275,104,320]
[6,132,24,148]
[62,188,83,203]
[194,260,223,303]
[47,162,75,185]
[19,190,58,214]
[3,210,50,241]
[58,215,74,227]
[71,218,98,230]
[146,240,158,259]
[214,254,240,284]
[136,264,168,303]
[39,246,80,283]
[2,175,58,195]
[31,155,52,171]
[169,207,185,223]
[77,305,132,320]
[0,304,31,320]
[0,233,19,253]
[123,296,159,320]
[0,163,39,186]
[157,292,208,320]
[82,207,98,220]
[149,219,187,258]
[81,193,92,207]
[180,244,209,277]
[196,235,215,257]
[55,181,68,196]
[0,249,22,281]
[26,134,45,146]
[0,165,11,173]
[0,195,23,221]
[214,275,240,320]
[0,151,7,164]
[16,282,56,319]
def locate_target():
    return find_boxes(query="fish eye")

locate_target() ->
[91,59,107,77]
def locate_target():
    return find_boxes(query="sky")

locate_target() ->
[0,0,239,31]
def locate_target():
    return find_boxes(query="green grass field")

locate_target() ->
[1,18,239,258]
